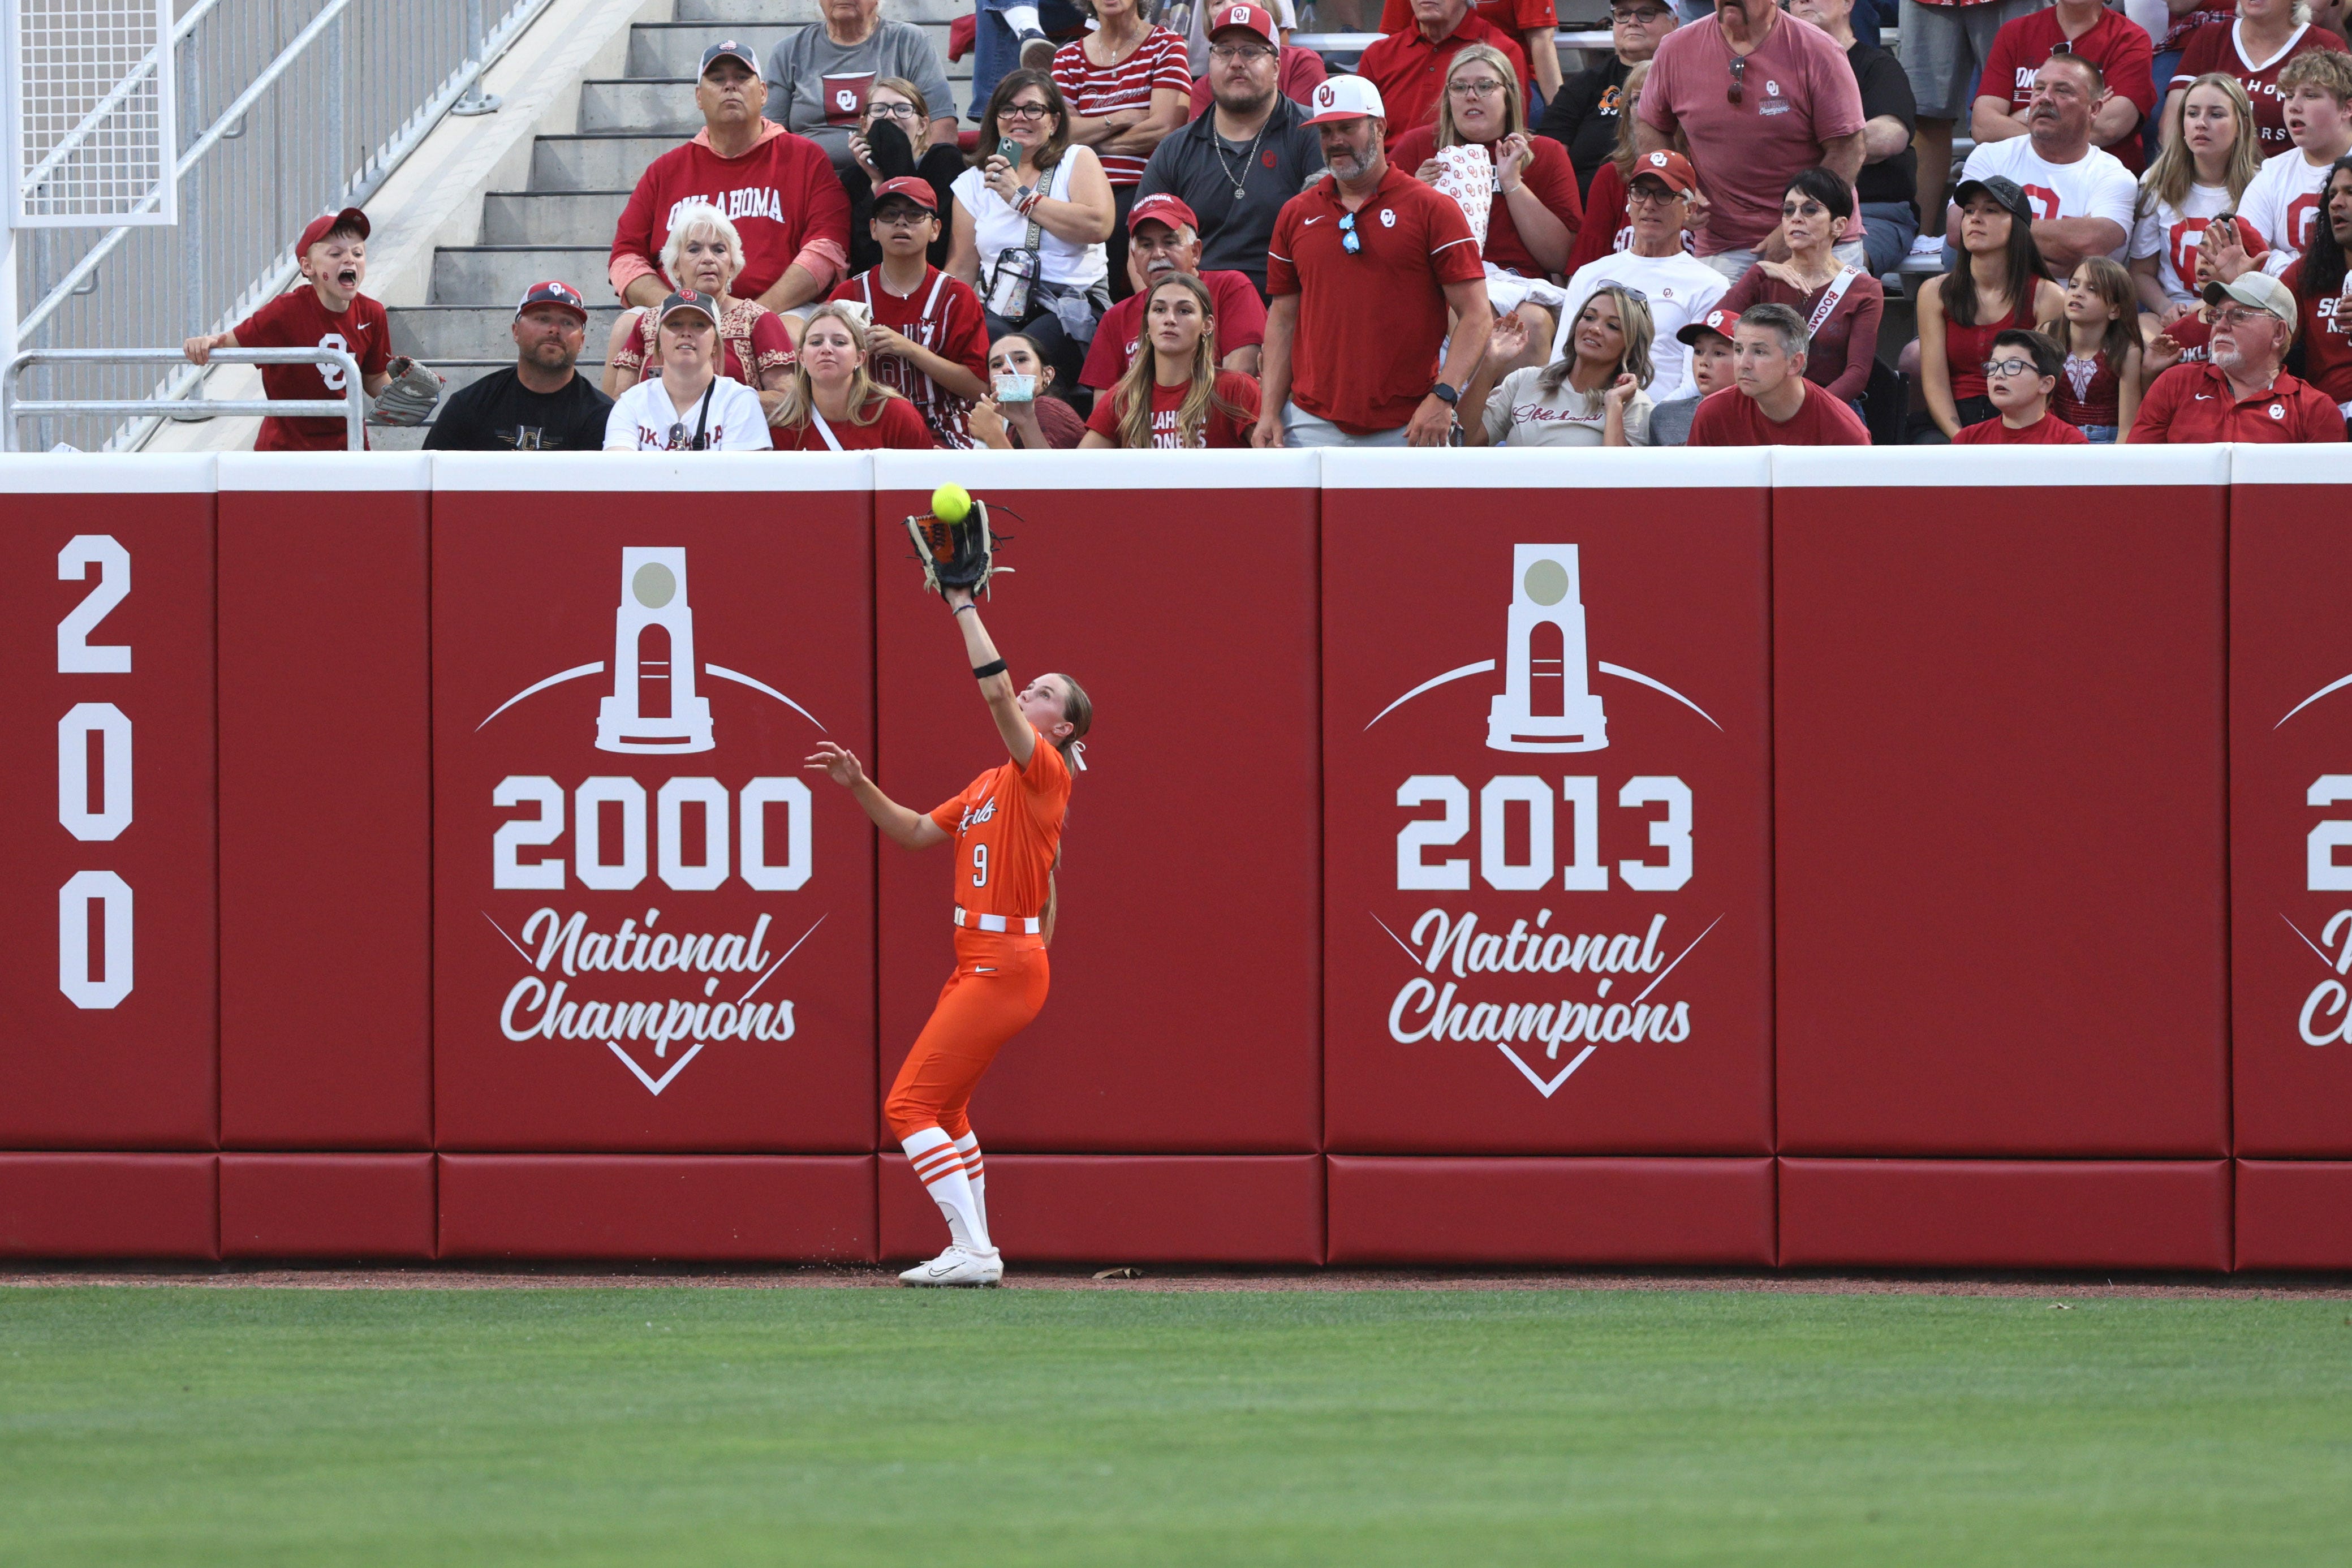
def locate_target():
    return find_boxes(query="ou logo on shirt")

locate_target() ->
[835,88,859,111]
[2288,193,2321,253]
[2022,184,2061,222]
[316,332,351,391]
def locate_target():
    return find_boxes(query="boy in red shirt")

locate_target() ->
[1688,303,1871,445]
[182,207,393,450]
[1953,328,2091,443]
[828,178,990,447]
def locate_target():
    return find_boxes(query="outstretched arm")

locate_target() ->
[944,587,1035,769]
[805,742,948,849]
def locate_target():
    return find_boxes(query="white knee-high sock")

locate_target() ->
[904,1128,989,1252]
[1003,4,1042,31]
[954,1132,988,1239]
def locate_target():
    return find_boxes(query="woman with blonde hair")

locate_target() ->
[1078,273,1259,446]
[1390,44,1582,285]
[767,301,936,449]
[1458,283,1656,446]
[1562,59,1654,276]
[603,202,795,417]
[2131,73,2265,324]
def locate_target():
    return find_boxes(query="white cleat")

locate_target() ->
[899,1245,1004,1287]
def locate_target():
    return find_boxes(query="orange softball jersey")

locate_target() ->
[928,726,1072,922]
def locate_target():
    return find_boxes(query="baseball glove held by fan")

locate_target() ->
[373,356,445,427]
[906,498,1007,597]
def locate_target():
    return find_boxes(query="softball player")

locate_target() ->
[808,585,1091,1286]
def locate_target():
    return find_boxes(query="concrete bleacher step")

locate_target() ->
[622,21,966,84]
[675,0,967,24]
[390,304,628,360]
[531,133,688,190]
[481,189,633,245]
[433,245,622,307]
[364,359,617,449]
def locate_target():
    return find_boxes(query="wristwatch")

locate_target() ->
[1431,382,1461,407]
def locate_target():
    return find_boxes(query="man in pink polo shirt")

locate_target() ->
[1358,0,1532,147]
[1636,0,1867,281]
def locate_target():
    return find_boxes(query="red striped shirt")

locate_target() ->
[1051,28,1192,186]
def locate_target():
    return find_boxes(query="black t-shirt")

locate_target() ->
[1849,40,1919,219]
[423,367,614,451]
[1135,96,1325,295]
[1537,55,1633,202]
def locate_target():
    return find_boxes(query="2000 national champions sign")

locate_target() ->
[429,470,876,1152]
[1323,459,1773,1155]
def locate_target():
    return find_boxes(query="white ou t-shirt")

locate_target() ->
[2240,145,2338,275]
[1956,137,2139,260]
[1480,367,1655,446]
[2131,181,2238,304]
[604,376,772,451]
[1556,251,1729,402]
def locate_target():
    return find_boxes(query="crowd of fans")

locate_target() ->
[189,0,2352,451]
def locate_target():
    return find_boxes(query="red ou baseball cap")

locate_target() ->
[515,280,589,321]
[873,176,939,212]
[1205,3,1278,45]
[1127,193,1199,234]
[1675,307,1739,346]
[298,206,369,254]
[1628,149,1699,197]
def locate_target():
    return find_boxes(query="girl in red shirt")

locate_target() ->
[767,301,936,449]
[807,573,1093,1287]
[2041,256,2144,440]
[1080,273,1261,446]
[1390,43,1583,300]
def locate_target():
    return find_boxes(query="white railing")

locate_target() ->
[2,345,364,450]
[10,0,551,453]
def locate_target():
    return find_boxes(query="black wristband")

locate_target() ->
[973,658,1009,680]
[953,602,979,617]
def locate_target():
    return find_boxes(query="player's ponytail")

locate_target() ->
[1052,673,1092,764]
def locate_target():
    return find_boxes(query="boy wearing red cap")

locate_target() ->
[183,206,393,451]
[828,176,991,446]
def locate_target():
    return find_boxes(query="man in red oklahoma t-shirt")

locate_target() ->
[183,206,393,451]
[1259,76,1492,446]
[1973,0,2157,176]
[1082,194,1267,391]
[1689,304,1871,444]
[2281,163,2352,413]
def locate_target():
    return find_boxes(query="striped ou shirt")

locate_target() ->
[831,265,992,448]
[1050,28,1193,186]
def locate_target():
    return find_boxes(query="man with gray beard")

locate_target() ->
[1133,3,1323,297]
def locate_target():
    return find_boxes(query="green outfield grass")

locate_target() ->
[1,1285,2347,1565]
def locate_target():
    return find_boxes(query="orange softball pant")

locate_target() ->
[882,930,1050,1144]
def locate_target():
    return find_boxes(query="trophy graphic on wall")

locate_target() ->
[1487,543,1607,753]
[597,546,715,753]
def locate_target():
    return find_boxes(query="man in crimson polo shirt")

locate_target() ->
[1688,303,1871,445]
[2130,272,2348,442]
[1257,76,1492,446]
[1357,0,1532,146]
[1082,193,1267,391]
[1971,0,2156,176]
[1377,0,1561,105]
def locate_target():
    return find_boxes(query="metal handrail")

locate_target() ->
[2,348,365,452]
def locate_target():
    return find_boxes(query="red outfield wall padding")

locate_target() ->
[218,458,433,1148]
[2234,1161,2352,1270]
[429,456,877,1152]
[2228,452,2352,1156]
[1321,454,1774,1155]
[0,1153,217,1259]
[0,459,218,1148]
[1773,450,2230,1158]
[219,1153,436,1259]
[878,1153,1325,1263]
[872,454,1323,1153]
[1326,1156,1774,1265]
[439,1155,875,1260]
[1778,1157,2232,1270]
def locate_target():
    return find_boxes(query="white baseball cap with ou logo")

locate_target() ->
[1304,74,1385,125]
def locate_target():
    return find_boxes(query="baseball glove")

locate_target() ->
[905,498,1009,597]
[373,355,445,426]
